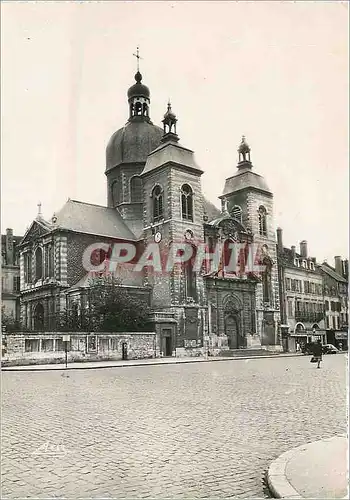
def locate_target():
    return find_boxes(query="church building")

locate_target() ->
[18,62,282,356]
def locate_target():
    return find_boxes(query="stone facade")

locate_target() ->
[2,332,158,366]
[15,72,285,358]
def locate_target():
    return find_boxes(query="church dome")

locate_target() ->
[106,120,163,171]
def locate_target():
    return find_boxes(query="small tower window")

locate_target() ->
[135,101,142,116]
[258,206,267,236]
[130,176,142,202]
[143,103,148,116]
[181,184,193,222]
[231,205,242,223]
[152,185,164,223]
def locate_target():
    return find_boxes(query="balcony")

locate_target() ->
[295,312,324,323]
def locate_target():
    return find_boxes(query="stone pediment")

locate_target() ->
[20,219,52,246]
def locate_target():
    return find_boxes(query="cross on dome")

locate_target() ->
[133,46,143,72]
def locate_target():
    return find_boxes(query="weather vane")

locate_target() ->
[133,46,143,72]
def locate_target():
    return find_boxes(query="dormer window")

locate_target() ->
[302,260,307,268]
[294,258,300,267]
[310,262,315,271]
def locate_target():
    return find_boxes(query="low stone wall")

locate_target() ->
[2,332,159,366]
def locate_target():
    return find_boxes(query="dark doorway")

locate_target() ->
[225,314,239,349]
[162,329,172,357]
[121,342,128,360]
[262,312,275,345]
[33,303,44,331]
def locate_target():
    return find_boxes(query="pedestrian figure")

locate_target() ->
[296,342,300,353]
[312,339,323,368]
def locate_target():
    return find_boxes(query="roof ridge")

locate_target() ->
[68,199,111,210]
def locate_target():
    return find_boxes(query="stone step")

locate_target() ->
[218,349,280,357]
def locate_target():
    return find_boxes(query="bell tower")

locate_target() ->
[140,103,208,353]
[220,136,281,349]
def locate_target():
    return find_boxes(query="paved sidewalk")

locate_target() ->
[1,352,304,371]
[267,434,348,499]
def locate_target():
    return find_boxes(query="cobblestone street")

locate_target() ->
[2,354,347,499]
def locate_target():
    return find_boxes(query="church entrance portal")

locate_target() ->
[225,314,239,349]
[33,303,44,331]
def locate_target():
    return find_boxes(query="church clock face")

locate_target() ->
[184,230,193,241]
[154,231,162,243]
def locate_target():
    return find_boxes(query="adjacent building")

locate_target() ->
[320,258,348,350]
[1,229,22,322]
[277,232,326,350]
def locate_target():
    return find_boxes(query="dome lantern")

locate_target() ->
[238,136,252,168]
[127,47,151,121]
[161,101,179,143]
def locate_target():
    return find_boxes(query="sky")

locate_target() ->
[1,1,348,264]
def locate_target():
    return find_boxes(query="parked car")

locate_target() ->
[322,344,338,354]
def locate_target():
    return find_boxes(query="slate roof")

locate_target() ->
[320,263,347,283]
[141,140,203,176]
[279,247,321,274]
[203,198,221,222]
[222,167,271,196]
[106,119,163,172]
[54,199,136,240]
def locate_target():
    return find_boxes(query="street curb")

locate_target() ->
[1,353,304,372]
[267,434,348,499]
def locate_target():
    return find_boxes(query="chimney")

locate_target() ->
[300,240,308,258]
[343,259,349,279]
[5,228,14,266]
[291,245,296,258]
[276,227,283,253]
[334,256,343,276]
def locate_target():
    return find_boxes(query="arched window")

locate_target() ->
[181,184,193,221]
[130,176,142,202]
[231,205,242,223]
[35,247,43,280]
[24,252,32,283]
[143,103,148,116]
[258,206,267,236]
[152,185,163,222]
